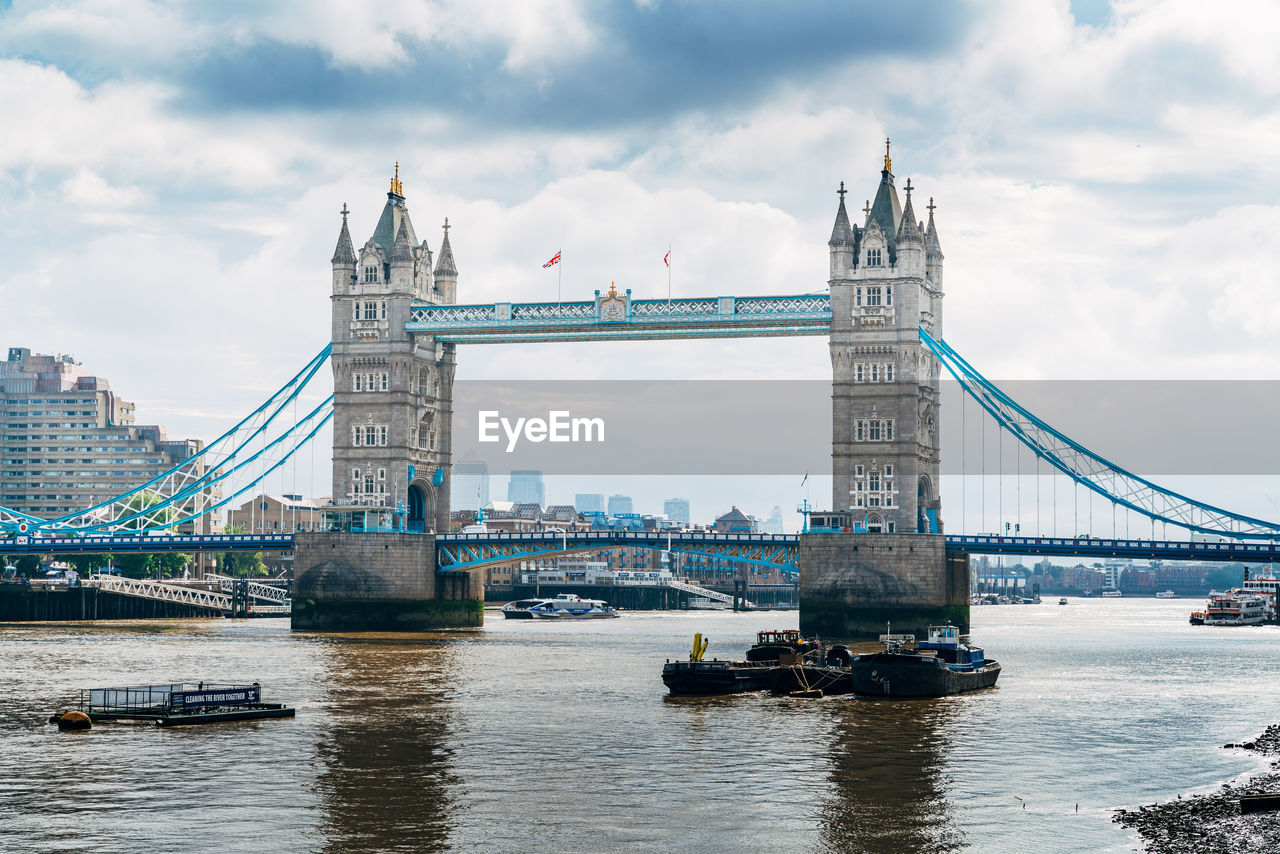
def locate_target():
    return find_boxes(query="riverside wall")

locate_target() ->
[798,532,969,641]
[291,532,483,631]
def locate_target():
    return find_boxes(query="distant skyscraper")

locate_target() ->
[664,498,691,526]
[508,470,545,505]
[607,494,633,516]
[575,493,605,513]
[452,450,490,512]
[763,505,784,534]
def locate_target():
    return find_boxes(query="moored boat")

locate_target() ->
[849,625,1000,698]
[1155,590,1176,599]
[662,630,822,696]
[1201,591,1267,626]
[1100,590,1122,598]
[1058,598,1068,605]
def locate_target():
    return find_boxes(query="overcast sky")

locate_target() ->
[3,0,1279,531]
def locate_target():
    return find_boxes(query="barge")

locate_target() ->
[50,682,294,727]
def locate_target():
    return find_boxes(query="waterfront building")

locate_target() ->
[225,492,325,534]
[507,470,545,505]
[575,493,605,513]
[0,347,216,530]
[607,494,633,516]
[714,506,755,533]
[452,449,489,511]
[663,497,691,526]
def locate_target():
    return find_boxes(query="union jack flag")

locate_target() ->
[543,251,561,268]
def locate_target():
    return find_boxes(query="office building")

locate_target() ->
[663,498,691,526]
[607,493,633,516]
[508,469,545,505]
[575,493,605,513]
[0,347,215,529]
[452,450,490,512]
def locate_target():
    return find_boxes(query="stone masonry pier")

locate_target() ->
[291,532,482,631]
[798,532,969,642]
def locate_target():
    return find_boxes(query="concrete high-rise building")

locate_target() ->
[763,505,784,534]
[575,493,605,513]
[328,166,457,532]
[607,494,633,516]
[507,470,545,505]
[827,141,944,534]
[452,450,489,512]
[0,347,214,528]
[663,498,691,526]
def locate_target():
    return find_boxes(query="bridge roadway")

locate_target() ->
[4,532,1279,568]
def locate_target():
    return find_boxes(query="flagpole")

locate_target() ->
[667,244,672,303]
[557,247,562,307]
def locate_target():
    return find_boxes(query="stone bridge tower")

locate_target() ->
[328,166,457,533]
[827,140,945,534]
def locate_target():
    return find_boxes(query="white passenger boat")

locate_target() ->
[1203,591,1268,626]
[1100,590,1122,598]
[500,598,554,619]
[527,593,619,619]
[1155,590,1176,599]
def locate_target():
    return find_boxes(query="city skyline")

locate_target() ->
[3,2,1280,532]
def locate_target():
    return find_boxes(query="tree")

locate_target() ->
[220,524,267,578]
[1207,565,1245,591]
[15,555,40,575]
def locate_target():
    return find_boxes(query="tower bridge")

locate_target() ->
[5,143,1280,636]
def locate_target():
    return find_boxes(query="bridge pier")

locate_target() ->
[798,532,969,641]
[291,532,483,631]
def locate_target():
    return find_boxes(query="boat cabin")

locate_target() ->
[756,630,804,646]
[919,624,987,666]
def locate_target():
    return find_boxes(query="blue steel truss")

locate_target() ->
[0,533,296,555]
[922,328,1280,541]
[406,294,832,343]
[434,530,800,573]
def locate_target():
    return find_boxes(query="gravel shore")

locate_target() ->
[1114,724,1280,853]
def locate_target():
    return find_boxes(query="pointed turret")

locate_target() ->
[332,203,356,265]
[331,203,356,294]
[434,218,458,304]
[828,182,857,280]
[896,181,924,245]
[435,219,457,277]
[925,196,943,260]
[391,217,412,264]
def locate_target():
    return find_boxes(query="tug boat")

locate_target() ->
[849,625,1001,698]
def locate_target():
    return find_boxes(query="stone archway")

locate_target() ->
[407,482,427,532]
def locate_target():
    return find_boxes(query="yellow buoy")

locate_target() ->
[56,711,92,731]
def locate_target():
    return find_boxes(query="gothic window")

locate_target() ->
[869,472,881,492]
[885,465,893,477]
[867,248,882,267]
[885,420,895,441]
[378,426,388,446]
[886,285,893,306]
[869,421,881,441]
[353,374,363,392]
[855,288,863,307]
[352,426,362,446]
[364,474,375,496]
[855,364,864,382]
[380,373,389,391]
[871,364,879,383]
[888,521,896,533]
[886,363,895,382]
[352,302,360,321]
[855,465,865,477]
[867,287,883,307]
[380,301,388,320]
[364,266,377,283]
[363,302,378,321]
[856,420,865,441]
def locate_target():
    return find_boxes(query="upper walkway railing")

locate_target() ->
[406,294,832,343]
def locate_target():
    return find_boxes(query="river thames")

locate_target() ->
[2,598,1278,853]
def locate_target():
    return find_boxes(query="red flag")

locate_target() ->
[543,251,561,268]
[663,250,670,267]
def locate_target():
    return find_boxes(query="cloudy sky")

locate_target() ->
[3,0,1279,531]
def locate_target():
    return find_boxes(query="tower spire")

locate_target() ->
[896,179,923,244]
[390,162,404,196]
[435,217,457,277]
[331,202,355,265]
[883,137,892,173]
[829,182,854,247]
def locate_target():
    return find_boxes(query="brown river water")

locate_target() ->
[2,599,1279,853]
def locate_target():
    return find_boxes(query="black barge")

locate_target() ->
[663,630,822,696]
[849,625,1001,698]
